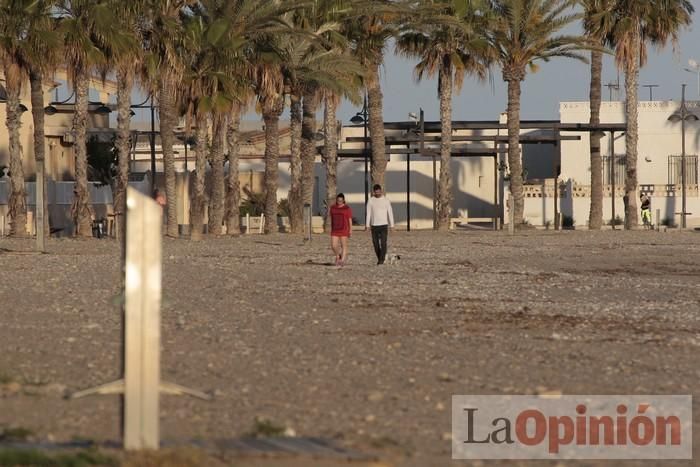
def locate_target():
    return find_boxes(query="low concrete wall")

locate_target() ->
[509,179,700,228]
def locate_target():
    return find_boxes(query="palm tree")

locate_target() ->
[346,1,403,189]
[0,0,46,238]
[58,0,131,236]
[0,0,60,241]
[280,1,364,234]
[186,0,292,237]
[225,100,243,235]
[112,1,145,244]
[190,113,209,241]
[258,79,285,235]
[142,0,190,238]
[251,29,288,234]
[484,0,588,226]
[396,0,490,231]
[179,5,231,240]
[0,57,27,237]
[581,0,613,230]
[606,0,693,229]
[322,92,340,231]
[25,1,60,247]
[208,114,226,235]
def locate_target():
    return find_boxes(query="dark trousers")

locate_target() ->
[371,225,388,263]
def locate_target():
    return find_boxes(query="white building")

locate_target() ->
[547,100,699,228]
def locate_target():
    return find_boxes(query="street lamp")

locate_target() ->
[406,109,424,232]
[667,84,699,229]
[351,93,369,209]
[130,94,157,193]
[685,59,700,97]
[176,134,196,172]
[95,103,112,114]
[44,90,76,115]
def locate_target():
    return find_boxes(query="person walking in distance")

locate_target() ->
[365,184,394,265]
[640,193,652,228]
[330,193,353,266]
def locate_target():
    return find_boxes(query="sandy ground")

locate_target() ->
[1,229,699,467]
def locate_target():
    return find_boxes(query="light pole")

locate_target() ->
[668,84,698,229]
[407,109,424,232]
[685,59,700,97]
[641,84,659,101]
[350,93,369,212]
[130,95,157,193]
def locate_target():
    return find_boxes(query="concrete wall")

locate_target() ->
[546,101,700,228]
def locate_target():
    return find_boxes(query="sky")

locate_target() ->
[336,7,700,125]
[122,6,700,127]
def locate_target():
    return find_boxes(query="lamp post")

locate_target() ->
[350,93,369,212]
[407,109,424,232]
[686,59,700,97]
[130,95,157,193]
[177,134,196,172]
[667,84,699,229]
[641,84,659,101]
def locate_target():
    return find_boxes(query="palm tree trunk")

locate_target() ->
[114,69,133,245]
[225,102,242,235]
[262,95,284,234]
[506,77,524,225]
[159,73,179,237]
[588,49,604,230]
[208,115,225,235]
[301,89,319,211]
[71,68,93,237]
[4,61,27,237]
[190,115,208,240]
[623,41,639,230]
[29,68,48,244]
[288,90,303,233]
[323,95,339,232]
[436,63,453,231]
[366,60,386,188]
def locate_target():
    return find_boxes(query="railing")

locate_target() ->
[0,180,149,205]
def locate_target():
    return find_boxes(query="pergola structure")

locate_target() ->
[335,119,626,230]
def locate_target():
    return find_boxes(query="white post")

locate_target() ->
[303,203,311,242]
[246,213,250,235]
[124,187,162,450]
[259,213,264,234]
[68,187,210,446]
[508,197,515,235]
[656,208,660,232]
[36,161,45,252]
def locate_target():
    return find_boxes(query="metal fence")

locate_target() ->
[0,180,149,205]
[667,155,698,186]
[602,155,626,186]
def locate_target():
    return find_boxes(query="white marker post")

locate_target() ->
[508,197,515,235]
[303,203,312,242]
[123,185,162,449]
[71,187,210,450]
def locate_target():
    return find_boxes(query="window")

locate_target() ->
[602,155,626,185]
[668,155,698,185]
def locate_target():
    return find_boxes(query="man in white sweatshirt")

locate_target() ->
[365,184,395,265]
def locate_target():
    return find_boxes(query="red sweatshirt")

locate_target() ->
[330,203,352,237]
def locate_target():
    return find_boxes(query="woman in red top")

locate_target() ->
[329,193,353,266]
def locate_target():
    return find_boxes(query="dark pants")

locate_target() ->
[371,225,388,263]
